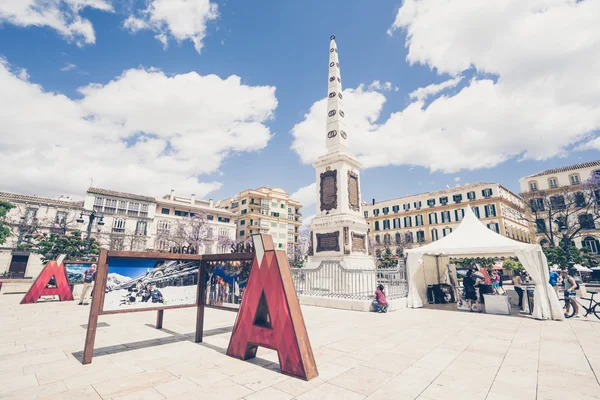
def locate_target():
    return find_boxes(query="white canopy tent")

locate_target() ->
[405,206,564,320]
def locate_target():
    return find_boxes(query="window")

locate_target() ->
[93,197,104,212]
[595,189,600,204]
[428,213,438,225]
[239,230,245,236]
[218,217,230,223]
[484,204,497,217]
[582,236,600,255]
[374,221,380,231]
[441,211,451,223]
[472,206,480,218]
[161,208,170,215]
[117,201,127,214]
[396,247,402,256]
[529,181,538,192]
[375,235,381,244]
[395,233,402,245]
[405,232,414,243]
[113,218,126,233]
[454,209,465,222]
[536,219,546,233]
[279,232,286,238]
[140,204,148,217]
[241,209,247,215]
[482,188,493,198]
[104,199,117,214]
[453,194,462,203]
[414,201,422,209]
[415,215,424,226]
[575,192,586,208]
[467,191,476,200]
[157,220,170,233]
[439,196,448,206]
[530,198,545,212]
[431,229,439,241]
[174,210,189,217]
[404,216,412,227]
[383,220,391,230]
[135,221,147,236]
[241,199,247,205]
[364,211,368,218]
[427,199,435,207]
[579,214,595,230]
[443,227,452,237]
[231,202,239,209]
[403,203,411,211]
[55,211,67,224]
[127,202,140,216]
[392,205,400,213]
[376,249,382,257]
[487,223,500,233]
[550,195,565,210]
[281,204,285,209]
[271,202,278,208]
[393,218,401,229]
[207,215,214,221]
[383,207,390,215]
[384,233,391,245]
[569,175,580,185]
[548,178,558,189]
[373,209,380,216]
[240,220,246,226]
[416,231,425,243]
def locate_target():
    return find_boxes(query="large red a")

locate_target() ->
[21,256,73,304]
[226,234,318,380]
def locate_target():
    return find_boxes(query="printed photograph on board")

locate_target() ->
[102,257,200,312]
[65,263,93,284]
[204,260,252,309]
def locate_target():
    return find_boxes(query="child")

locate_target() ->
[372,284,389,313]
[491,271,500,294]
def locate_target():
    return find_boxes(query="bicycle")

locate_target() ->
[560,290,600,319]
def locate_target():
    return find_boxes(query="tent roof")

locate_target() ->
[405,205,539,256]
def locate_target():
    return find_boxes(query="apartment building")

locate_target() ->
[154,191,236,254]
[217,187,303,253]
[363,183,530,257]
[518,160,600,254]
[0,191,83,278]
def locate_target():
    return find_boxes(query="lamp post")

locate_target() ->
[77,210,104,254]
[554,218,575,273]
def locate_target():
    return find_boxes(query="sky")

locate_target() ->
[0,0,599,223]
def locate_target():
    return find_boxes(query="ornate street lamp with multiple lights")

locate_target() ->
[77,210,104,254]
[554,217,575,273]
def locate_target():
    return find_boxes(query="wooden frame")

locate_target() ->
[83,249,255,364]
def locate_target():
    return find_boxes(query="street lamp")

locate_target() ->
[77,210,104,254]
[554,217,575,274]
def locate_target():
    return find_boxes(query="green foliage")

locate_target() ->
[502,259,524,275]
[377,251,399,269]
[0,200,15,245]
[581,248,599,269]
[455,257,495,270]
[18,231,100,264]
[542,245,586,268]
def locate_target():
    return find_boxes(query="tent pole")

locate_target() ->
[436,256,441,284]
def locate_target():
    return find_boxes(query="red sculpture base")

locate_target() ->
[226,234,318,380]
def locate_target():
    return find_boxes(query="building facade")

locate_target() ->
[217,187,302,253]
[364,183,530,257]
[0,192,83,278]
[518,160,600,253]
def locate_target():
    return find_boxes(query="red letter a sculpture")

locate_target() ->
[21,257,73,304]
[226,234,318,380]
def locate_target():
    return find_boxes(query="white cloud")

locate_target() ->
[0,58,277,199]
[454,177,460,182]
[291,183,316,208]
[0,0,113,45]
[124,0,218,53]
[292,0,600,173]
[368,80,393,91]
[409,76,462,101]
[61,63,76,72]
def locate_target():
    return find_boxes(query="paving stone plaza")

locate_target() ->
[1,294,599,400]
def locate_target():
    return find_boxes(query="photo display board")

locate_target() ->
[65,262,96,284]
[202,257,252,311]
[101,253,201,313]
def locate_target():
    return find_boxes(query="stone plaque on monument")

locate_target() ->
[351,232,366,252]
[316,232,340,252]
[320,170,337,211]
[348,171,360,212]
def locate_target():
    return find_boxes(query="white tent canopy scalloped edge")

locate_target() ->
[404,205,564,320]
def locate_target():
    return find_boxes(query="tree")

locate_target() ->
[502,259,524,276]
[289,226,311,268]
[155,214,212,254]
[18,231,100,264]
[542,244,598,269]
[377,251,399,269]
[455,257,495,270]
[0,200,15,245]
[519,173,600,248]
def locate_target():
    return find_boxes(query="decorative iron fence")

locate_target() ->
[290,259,408,300]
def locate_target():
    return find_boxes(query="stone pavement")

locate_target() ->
[0,293,599,400]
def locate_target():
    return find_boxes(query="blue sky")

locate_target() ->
[0,0,598,220]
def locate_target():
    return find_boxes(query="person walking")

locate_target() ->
[561,269,580,317]
[79,264,96,305]
[513,272,524,311]
[549,269,560,297]
[463,270,480,312]
[372,284,389,313]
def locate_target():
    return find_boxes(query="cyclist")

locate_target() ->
[561,269,580,318]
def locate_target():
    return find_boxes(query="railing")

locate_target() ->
[290,259,408,300]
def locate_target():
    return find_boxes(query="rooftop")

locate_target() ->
[87,187,155,203]
[0,191,84,208]
[524,159,600,179]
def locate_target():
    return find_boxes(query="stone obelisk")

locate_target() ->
[305,35,375,278]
